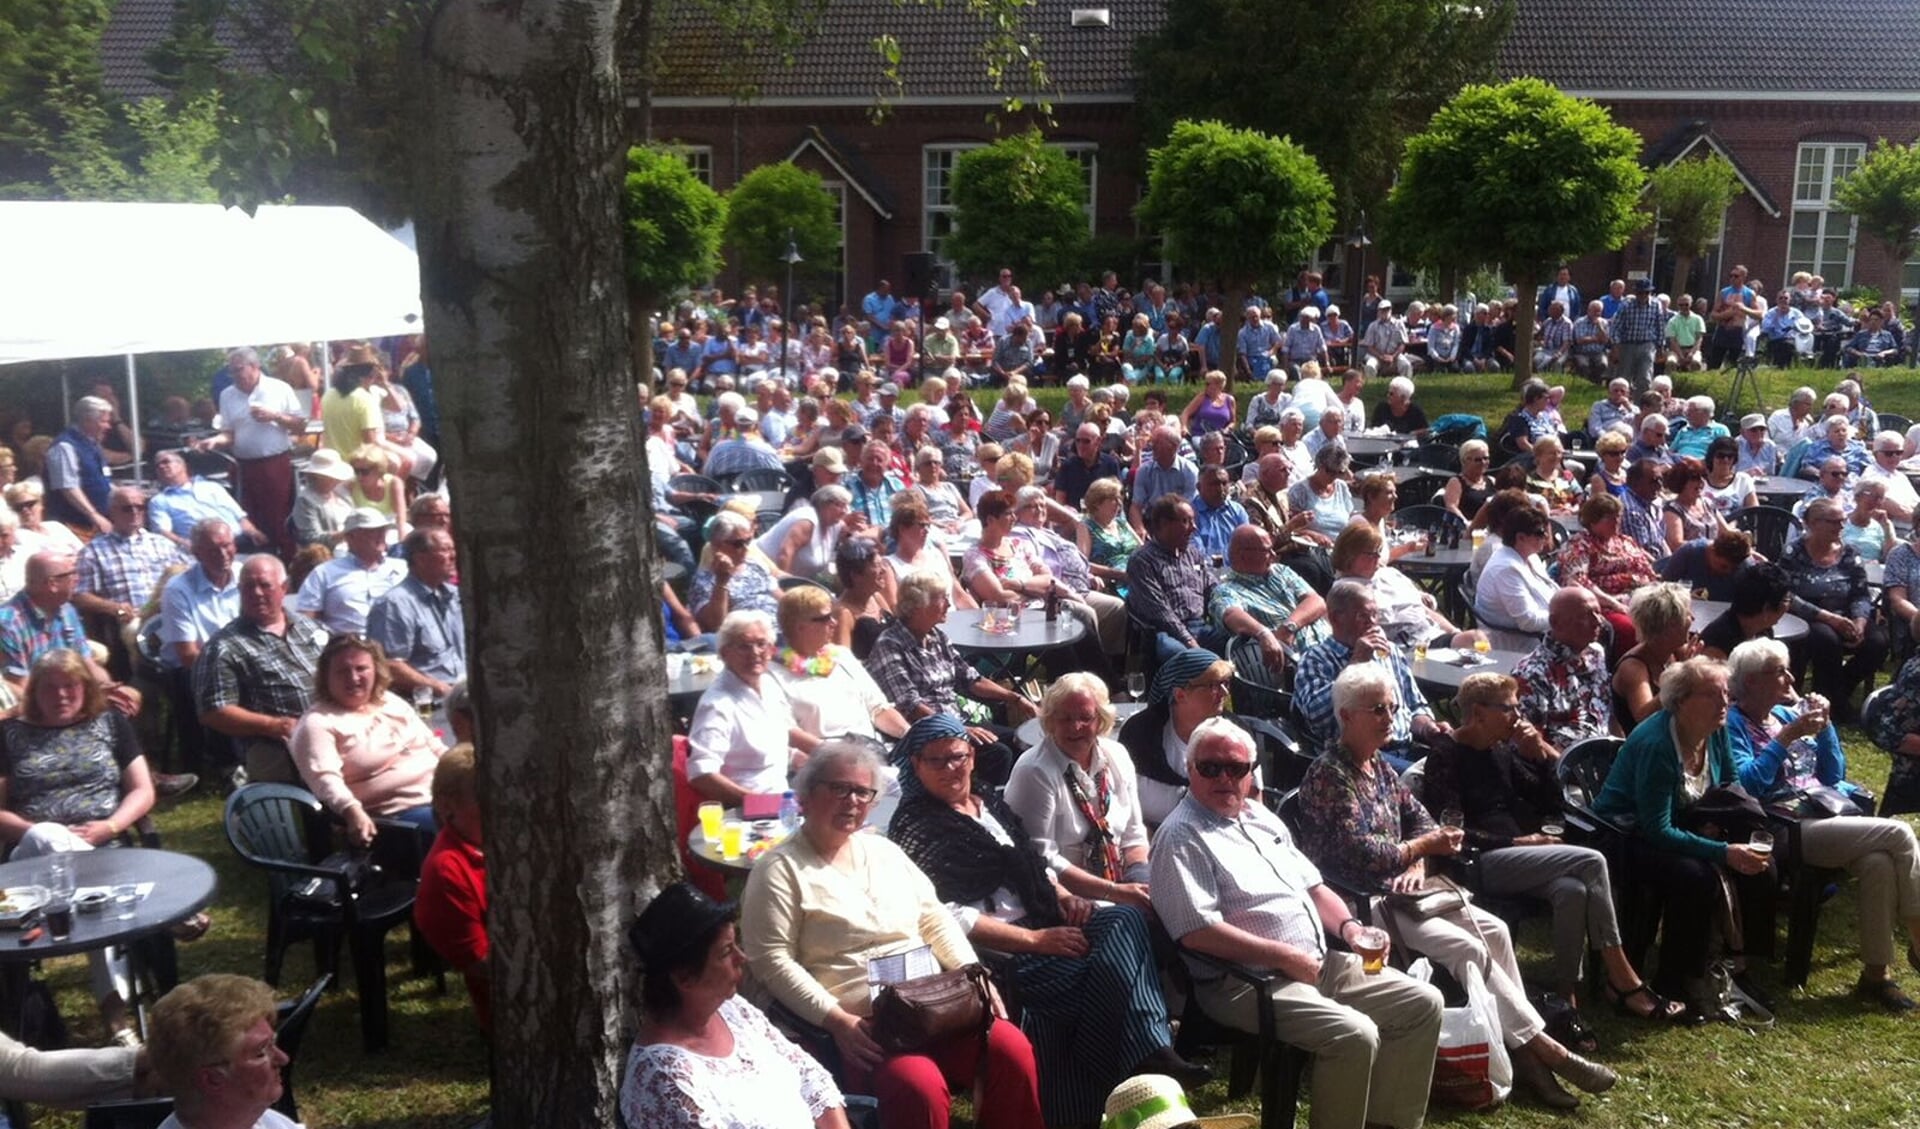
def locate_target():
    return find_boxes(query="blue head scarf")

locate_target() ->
[1149,647,1222,705]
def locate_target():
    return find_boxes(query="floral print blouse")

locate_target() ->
[1296,750,1437,894]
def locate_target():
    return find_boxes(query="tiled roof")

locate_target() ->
[644,0,1164,100]
[1498,0,1920,93]
[100,0,274,102]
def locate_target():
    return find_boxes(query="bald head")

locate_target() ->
[1548,586,1602,649]
[1256,452,1292,492]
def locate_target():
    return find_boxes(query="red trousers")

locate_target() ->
[855,1018,1042,1129]
[237,452,295,556]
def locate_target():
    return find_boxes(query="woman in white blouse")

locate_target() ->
[1003,674,1151,898]
[771,586,907,752]
[1473,504,1559,636]
[684,610,796,804]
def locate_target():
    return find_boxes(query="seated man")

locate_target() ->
[157,520,241,779]
[1568,300,1611,383]
[1532,301,1573,373]
[196,555,327,785]
[294,508,408,635]
[1625,414,1674,468]
[1151,716,1442,1129]
[0,550,138,714]
[1292,580,1447,764]
[1845,310,1900,367]
[1126,494,1225,659]
[1209,525,1330,674]
[1734,414,1780,476]
[146,974,296,1129]
[366,527,466,702]
[1190,464,1249,562]
[1510,587,1612,750]
[701,405,786,478]
[73,487,186,644]
[416,743,489,1031]
[1669,395,1729,459]
[1658,528,1754,602]
[146,450,266,550]
[1586,378,1635,440]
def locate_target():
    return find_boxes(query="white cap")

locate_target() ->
[343,506,394,533]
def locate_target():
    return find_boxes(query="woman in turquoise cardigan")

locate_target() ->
[1725,639,1920,1011]
[1594,657,1772,1011]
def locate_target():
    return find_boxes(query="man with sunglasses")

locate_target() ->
[72,487,185,639]
[1860,430,1918,522]
[1152,717,1443,1129]
[1053,423,1122,510]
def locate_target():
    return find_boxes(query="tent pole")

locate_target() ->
[60,366,70,426]
[124,354,142,486]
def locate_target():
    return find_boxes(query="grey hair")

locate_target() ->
[1325,577,1373,618]
[717,608,775,650]
[1014,485,1049,512]
[73,396,112,424]
[1187,716,1256,762]
[811,484,852,509]
[190,519,232,549]
[791,737,887,798]
[1657,655,1728,714]
[1280,407,1305,424]
[1791,386,1817,405]
[226,346,261,368]
[1687,395,1715,413]
[1726,638,1790,698]
[708,509,752,540]
[895,569,949,617]
[905,404,933,425]
[1332,663,1395,731]
[1313,443,1351,475]
[1388,376,1415,399]
[1824,414,1852,434]
[1640,415,1669,436]
[715,391,745,414]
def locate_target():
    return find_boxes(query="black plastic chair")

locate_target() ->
[732,467,795,492]
[83,1099,172,1129]
[1877,412,1911,438]
[1555,737,1627,837]
[223,783,419,1052]
[1731,505,1802,562]
[1172,945,1307,1129]
[273,972,332,1121]
[1402,443,1462,474]
[1389,503,1459,543]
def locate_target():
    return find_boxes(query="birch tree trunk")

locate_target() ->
[417,1,678,1123]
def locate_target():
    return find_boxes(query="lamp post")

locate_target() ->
[1346,210,1372,337]
[781,230,803,389]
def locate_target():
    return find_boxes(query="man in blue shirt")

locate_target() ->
[368,527,466,699]
[148,450,264,550]
[157,520,241,780]
[861,279,898,334]
[661,326,703,377]
[1292,580,1444,767]
[1130,425,1199,534]
[1191,465,1249,561]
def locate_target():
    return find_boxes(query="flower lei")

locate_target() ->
[779,645,840,678]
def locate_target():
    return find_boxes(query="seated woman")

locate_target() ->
[1177,370,1236,436]
[290,634,444,846]
[414,743,490,1031]
[691,510,781,633]
[1841,478,1897,564]
[1443,439,1495,527]
[1868,610,1920,816]
[348,445,409,536]
[1331,523,1481,652]
[877,494,972,614]
[1350,474,1428,564]
[1703,435,1757,518]
[623,881,851,1129]
[1611,582,1696,727]
[773,586,907,752]
[685,610,796,804]
[291,449,356,550]
[1117,649,1239,827]
[963,491,1111,679]
[1004,673,1151,892]
[1473,504,1557,636]
[830,537,893,655]
[937,399,983,484]
[1587,430,1631,499]
[1725,639,1920,1011]
[1286,444,1359,542]
[1297,664,1616,1111]
[1557,491,1659,654]
[1006,409,1060,485]
[1782,497,1888,720]
[1697,561,1793,660]
[1425,673,1684,1023]
[1527,434,1584,512]
[909,447,970,530]
[1592,657,1775,1017]
[889,715,1202,1125]
[741,740,1044,1129]
[1661,457,1725,554]
[1082,477,1140,591]
[757,484,853,581]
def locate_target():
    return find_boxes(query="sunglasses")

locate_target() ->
[1194,760,1253,780]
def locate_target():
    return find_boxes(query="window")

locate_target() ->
[1786,142,1864,288]
[666,144,713,186]
[923,143,1096,264]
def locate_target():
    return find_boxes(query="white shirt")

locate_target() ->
[1286,378,1340,427]
[0,546,26,603]
[1474,544,1555,634]
[686,669,794,795]
[294,553,408,634]
[1862,462,1920,516]
[159,1112,301,1129]
[1768,407,1818,450]
[1003,736,1149,874]
[218,376,305,459]
[770,650,886,741]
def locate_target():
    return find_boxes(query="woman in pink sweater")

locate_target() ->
[291,635,444,847]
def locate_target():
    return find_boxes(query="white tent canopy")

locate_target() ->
[0,201,423,366]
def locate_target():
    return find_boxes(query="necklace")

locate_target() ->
[778,646,838,678]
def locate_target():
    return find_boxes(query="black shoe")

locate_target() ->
[153,772,199,802]
[1132,1045,1213,1089]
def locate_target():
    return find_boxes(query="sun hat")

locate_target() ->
[342,506,394,533]
[303,449,355,483]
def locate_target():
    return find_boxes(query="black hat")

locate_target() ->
[1634,276,1655,292]
[629,882,737,969]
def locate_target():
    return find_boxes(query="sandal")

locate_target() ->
[1604,980,1689,1023]
[1853,976,1919,1014]
[168,912,211,942]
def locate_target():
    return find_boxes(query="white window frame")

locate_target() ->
[663,143,714,186]
[1785,141,1864,289]
[922,142,1097,265]
[822,181,849,302]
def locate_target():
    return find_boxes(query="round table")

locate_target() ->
[1396,545,1480,622]
[1408,648,1530,698]
[1345,436,1413,466]
[666,660,718,708]
[1383,465,1446,485]
[1752,476,1814,507]
[687,787,900,876]
[946,611,1088,654]
[1690,600,1809,642]
[0,849,217,1038]
[1014,701,1147,749]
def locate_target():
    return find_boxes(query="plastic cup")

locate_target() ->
[720,820,746,861]
[1413,640,1429,662]
[45,902,72,940]
[112,883,139,921]
[1354,926,1390,974]
[698,802,724,844]
[1473,637,1491,655]
[1126,672,1146,700]
[1471,528,1486,550]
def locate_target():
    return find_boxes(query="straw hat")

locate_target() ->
[302,449,355,483]
[1100,1074,1258,1129]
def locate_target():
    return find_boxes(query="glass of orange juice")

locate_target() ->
[698,801,724,844]
[720,819,746,861]
[1473,636,1491,655]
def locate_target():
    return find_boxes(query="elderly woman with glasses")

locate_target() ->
[741,738,1046,1129]
[1425,672,1683,1024]
[774,586,907,752]
[1558,491,1660,653]
[1444,438,1495,526]
[1783,497,1887,719]
[889,715,1201,1126]
[1005,673,1152,896]
[691,510,780,634]
[1299,664,1617,1111]
[758,484,856,581]
[878,494,971,614]
[1331,523,1480,653]
[1118,648,1241,826]
[1586,429,1631,500]
[685,610,798,805]
[1703,435,1758,517]
[1841,478,1897,563]
[3,482,82,556]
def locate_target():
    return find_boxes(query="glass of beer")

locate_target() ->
[1471,528,1487,550]
[1413,638,1429,662]
[697,802,724,844]
[1749,830,1774,858]
[1354,926,1390,974]
[720,819,746,861]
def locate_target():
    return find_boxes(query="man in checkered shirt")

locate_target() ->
[195,555,327,787]
[1152,717,1442,1129]
[73,486,186,632]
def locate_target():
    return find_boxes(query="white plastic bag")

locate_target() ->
[1428,963,1513,1109]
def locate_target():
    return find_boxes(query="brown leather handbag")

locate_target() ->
[869,963,993,1054]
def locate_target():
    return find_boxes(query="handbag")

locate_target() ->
[1676,783,1770,843]
[1385,875,1471,921]
[869,963,993,1055]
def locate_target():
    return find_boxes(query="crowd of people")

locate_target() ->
[623,264,1920,1129]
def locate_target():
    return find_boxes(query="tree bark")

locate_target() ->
[1510,266,1539,389]
[1669,252,1694,302]
[1217,284,1246,391]
[418,2,679,1124]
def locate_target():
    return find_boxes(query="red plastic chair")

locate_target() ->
[672,736,727,900]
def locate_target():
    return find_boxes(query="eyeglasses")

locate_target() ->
[1194,760,1253,780]
[1353,701,1394,718]
[916,752,973,771]
[717,538,751,548]
[822,781,879,803]
[1184,679,1231,695]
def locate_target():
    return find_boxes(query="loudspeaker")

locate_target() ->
[902,252,937,299]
